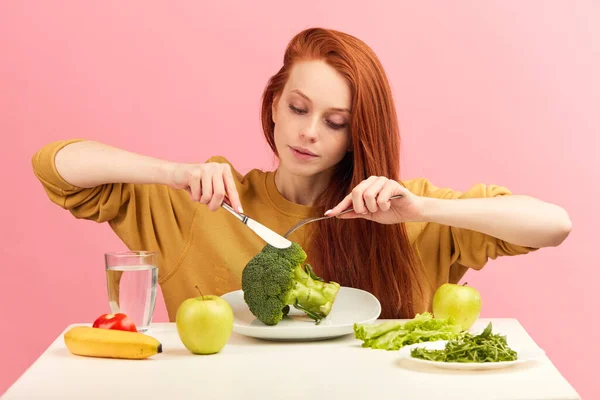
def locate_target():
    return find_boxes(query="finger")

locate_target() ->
[223,167,243,213]
[363,177,389,213]
[325,176,378,216]
[207,172,226,211]
[199,171,213,205]
[351,176,379,214]
[377,180,402,212]
[325,193,352,216]
[188,174,201,202]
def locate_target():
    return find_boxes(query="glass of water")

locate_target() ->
[104,251,158,332]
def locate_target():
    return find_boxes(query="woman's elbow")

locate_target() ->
[549,206,572,247]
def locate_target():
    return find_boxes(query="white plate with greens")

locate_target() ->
[398,325,546,370]
[221,286,381,341]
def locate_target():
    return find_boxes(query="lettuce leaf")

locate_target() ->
[353,312,462,350]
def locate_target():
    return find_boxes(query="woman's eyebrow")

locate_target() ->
[291,89,351,113]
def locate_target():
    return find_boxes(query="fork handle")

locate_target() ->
[283,193,404,238]
[338,193,403,215]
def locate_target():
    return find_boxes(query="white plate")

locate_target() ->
[221,286,381,341]
[398,340,546,370]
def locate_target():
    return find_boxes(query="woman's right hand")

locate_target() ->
[168,162,243,213]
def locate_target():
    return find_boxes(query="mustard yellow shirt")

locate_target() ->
[32,139,536,320]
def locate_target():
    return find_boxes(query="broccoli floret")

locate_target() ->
[241,242,341,325]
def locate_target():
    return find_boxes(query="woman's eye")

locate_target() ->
[289,105,307,114]
[327,121,347,130]
[289,104,346,129]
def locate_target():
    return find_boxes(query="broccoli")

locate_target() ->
[241,242,341,325]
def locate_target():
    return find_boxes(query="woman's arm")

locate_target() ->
[54,140,173,188]
[46,140,243,212]
[420,194,572,248]
[327,176,572,249]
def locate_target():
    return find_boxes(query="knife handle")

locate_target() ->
[221,201,247,224]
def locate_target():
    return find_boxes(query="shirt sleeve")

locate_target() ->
[403,178,539,272]
[31,139,199,278]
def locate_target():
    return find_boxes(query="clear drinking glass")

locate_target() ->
[104,251,158,332]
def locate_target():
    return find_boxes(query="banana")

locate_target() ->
[64,326,163,359]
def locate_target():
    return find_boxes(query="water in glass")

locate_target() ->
[105,252,158,332]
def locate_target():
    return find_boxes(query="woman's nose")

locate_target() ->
[300,118,319,142]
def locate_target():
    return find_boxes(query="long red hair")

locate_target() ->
[261,28,424,318]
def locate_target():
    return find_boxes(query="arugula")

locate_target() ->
[410,322,518,363]
[354,312,462,351]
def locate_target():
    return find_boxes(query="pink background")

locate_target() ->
[1,1,597,398]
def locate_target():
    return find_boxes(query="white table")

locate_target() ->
[1,318,581,400]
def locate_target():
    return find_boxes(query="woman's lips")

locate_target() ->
[289,146,318,161]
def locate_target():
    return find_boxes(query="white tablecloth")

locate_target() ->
[1,318,581,400]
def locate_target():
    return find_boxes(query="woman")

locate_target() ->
[32,28,571,320]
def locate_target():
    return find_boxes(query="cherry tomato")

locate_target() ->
[92,313,137,332]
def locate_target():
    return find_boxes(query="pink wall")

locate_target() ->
[1,1,597,398]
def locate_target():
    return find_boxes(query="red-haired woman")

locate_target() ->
[32,28,571,320]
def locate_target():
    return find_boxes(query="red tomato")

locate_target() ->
[92,313,137,332]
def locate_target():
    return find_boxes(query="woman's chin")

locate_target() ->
[280,159,323,177]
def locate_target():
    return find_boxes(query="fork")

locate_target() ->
[283,194,403,238]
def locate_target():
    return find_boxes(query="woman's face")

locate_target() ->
[272,60,351,178]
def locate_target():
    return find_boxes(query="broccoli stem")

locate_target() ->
[293,302,326,324]
[284,264,340,325]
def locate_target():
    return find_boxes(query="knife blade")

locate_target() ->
[221,202,292,249]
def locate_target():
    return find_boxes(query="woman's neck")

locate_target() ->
[273,167,333,206]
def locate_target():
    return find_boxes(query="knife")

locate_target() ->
[221,201,292,249]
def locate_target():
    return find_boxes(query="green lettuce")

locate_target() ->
[354,312,462,350]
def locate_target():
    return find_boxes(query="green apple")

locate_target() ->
[432,282,481,331]
[176,289,234,355]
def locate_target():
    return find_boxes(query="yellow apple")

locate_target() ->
[176,289,234,355]
[432,282,481,331]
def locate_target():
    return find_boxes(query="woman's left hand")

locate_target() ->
[325,176,426,224]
